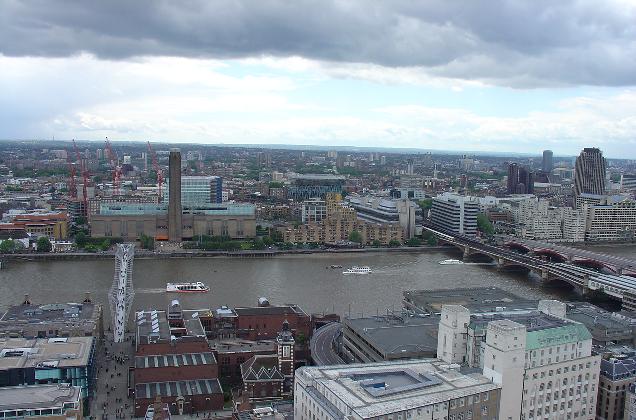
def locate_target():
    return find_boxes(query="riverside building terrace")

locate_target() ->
[294,360,501,420]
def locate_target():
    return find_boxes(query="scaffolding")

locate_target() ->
[109,243,135,342]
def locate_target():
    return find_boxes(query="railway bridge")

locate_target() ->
[425,226,636,311]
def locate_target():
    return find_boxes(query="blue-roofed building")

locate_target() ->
[597,348,636,420]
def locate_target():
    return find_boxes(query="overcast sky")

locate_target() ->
[2,0,636,157]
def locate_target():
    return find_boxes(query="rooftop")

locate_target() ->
[403,287,538,314]
[297,360,500,418]
[344,314,439,358]
[1,301,98,324]
[0,336,94,370]
[235,304,308,317]
[0,384,81,412]
[135,379,222,399]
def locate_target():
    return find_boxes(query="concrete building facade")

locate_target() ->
[575,148,607,199]
[294,360,501,420]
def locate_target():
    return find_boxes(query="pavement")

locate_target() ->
[90,332,136,420]
[310,322,344,366]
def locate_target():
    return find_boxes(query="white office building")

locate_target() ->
[431,193,479,235]
[294,360,502,420]
[437,300,600,420]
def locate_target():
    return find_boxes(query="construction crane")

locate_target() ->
[72,139,89,214]
[104,137,121,195]
[66,151,77,199]
[146,141,163,202]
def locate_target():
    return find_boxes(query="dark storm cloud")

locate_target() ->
[1,0,636,87]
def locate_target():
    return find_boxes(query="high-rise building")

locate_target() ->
[165,176,223,206]
[575,148,606,197]
[542,150,554,172]
[430,193,479,235]
[438,300,600,420]
[507,163,534,194]
[168,148,182,242]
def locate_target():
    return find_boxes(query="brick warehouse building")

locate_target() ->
[133,309,223,416]
[234,304,311,341]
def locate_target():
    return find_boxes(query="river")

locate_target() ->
[6,247,631,321]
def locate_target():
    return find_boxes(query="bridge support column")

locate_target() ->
[541,268,550,281]
[496,257,505,270]
[463,246,471,261]
[616,267,623,275]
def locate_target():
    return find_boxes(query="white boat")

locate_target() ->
[343,266,372,275]
[438,259,464,265]
[166,282,210,293]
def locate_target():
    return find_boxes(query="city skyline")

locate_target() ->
[2,1,636,157]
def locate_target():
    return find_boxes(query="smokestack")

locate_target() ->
[168,148,182,242]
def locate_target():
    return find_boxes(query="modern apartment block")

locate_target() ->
[437,300,601,420]
[0,337,96,408]
[575,148,607,200]
[431,193,479,235]
[294,360,501,420]
[301,198,327,223]
[584,200,636,242]
[164,175,223,206]
[347,196,420,239]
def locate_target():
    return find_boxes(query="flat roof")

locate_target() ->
[135,379,222,399]
[0,384,81,411]
[297,360,500,418]
[136,311,172,344]
[0,337,94,370]
[344,315,439,357]
[567,303,634,332]
[1,301,99,324]
[403,287,537,314]
[210,339,276,354]
[234,304,308,317]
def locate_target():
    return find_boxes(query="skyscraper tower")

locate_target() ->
[542,150,553,172]
[168,148,182,242]
[574,147,606,196]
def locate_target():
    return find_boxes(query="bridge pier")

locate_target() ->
[463,246,471,261]
[496,257,506,270]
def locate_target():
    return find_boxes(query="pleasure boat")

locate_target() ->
[342,266,372,275]
[166,282,210,293]
[438,259,464,265]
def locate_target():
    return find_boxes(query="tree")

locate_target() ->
[75,216,87,225]
[417,199,433,210]
[139,234,154,250]
[372,239,382,247]
[477,213,495,235]
[427,236,438,246]
[75,232,87,248]
[388,239,401,248]
[348,230,363,243]
[0,240,16,254]
[253,237,266,250]
[36,237,52,252]
[406,237,421,247]
[262,236,274,246]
